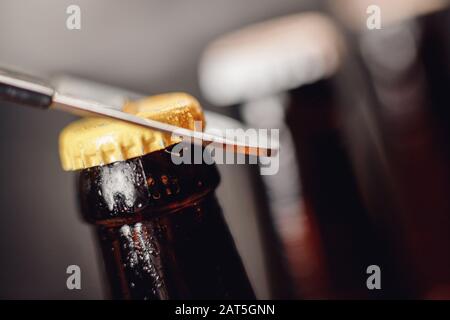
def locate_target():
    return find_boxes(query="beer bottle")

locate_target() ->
[59,93,255,300]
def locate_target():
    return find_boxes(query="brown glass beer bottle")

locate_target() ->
[59,93,255,300]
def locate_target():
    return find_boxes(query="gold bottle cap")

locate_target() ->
[59,92,204,171]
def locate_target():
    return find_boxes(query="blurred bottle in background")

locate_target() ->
[329,0,450,298]
[200,12,390,298]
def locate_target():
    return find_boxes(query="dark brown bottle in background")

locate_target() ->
[285,78,391,299]
[200,12,393,299]
[328,0,450,298]
[59,93,255,300]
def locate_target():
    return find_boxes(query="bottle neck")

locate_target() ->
[77,145,254,300]
[78,145,221,225]
[96,193,254,300]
